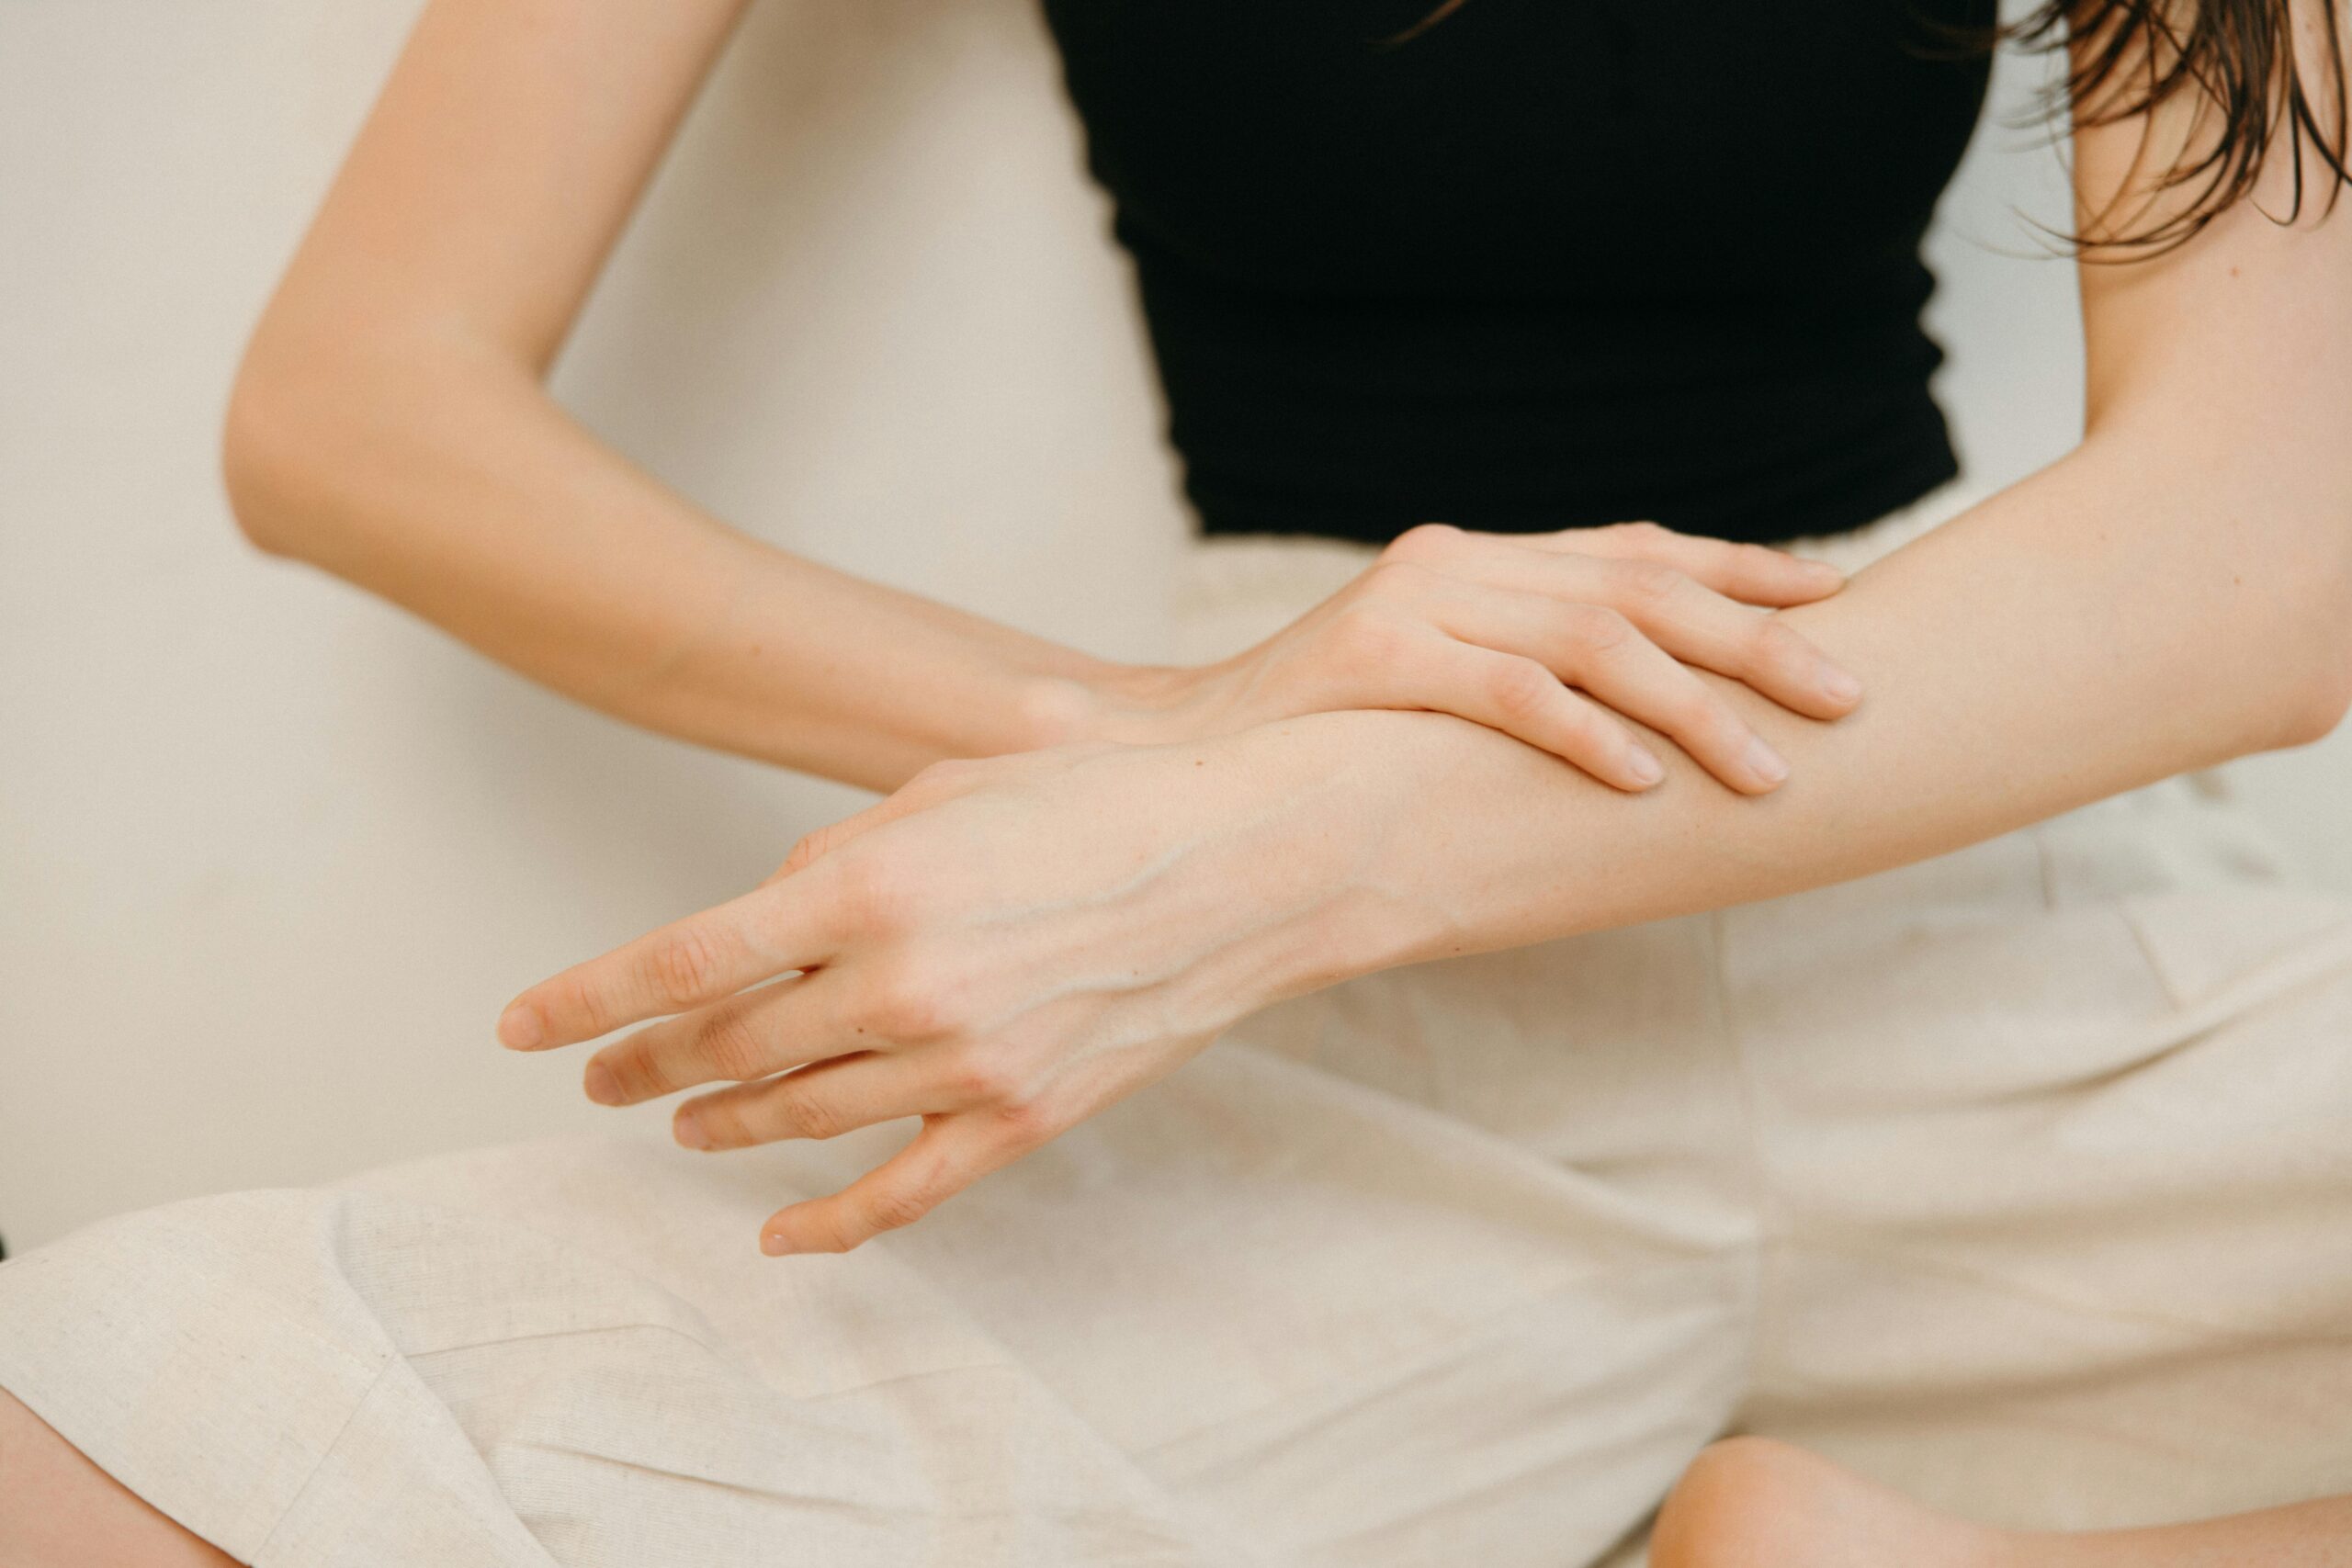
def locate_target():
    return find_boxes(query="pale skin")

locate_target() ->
[0,1391,239,1568]
[12,0,2349,1561]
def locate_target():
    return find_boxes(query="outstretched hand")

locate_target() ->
[492,524,1866,1257]
[495,724,1432,1256]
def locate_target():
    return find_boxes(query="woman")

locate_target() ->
[4,0,2350,1562]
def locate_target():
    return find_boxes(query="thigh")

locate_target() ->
[0,1389,241,1568]
[1730,782,2352,1529]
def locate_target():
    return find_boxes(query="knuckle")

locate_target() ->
[1659,686,1723,737]
[696,1006,771,1082]
[799,1218,861,1255]
[646,928,729,1010]
[943,1043,1025,1105]
[686,1099,748,1149]
[1487,657,1557,718]
[988,1095,1058,1145]
[1563,603,1636,652]
[1746,617,1812,675]
[1561,691,1617,739]
[1699,706,1756,758]
[1605,519,1672,547]
[1380,521,1462,564]
[781,824,837,877]
[1609,558,1688,605]
[1550,700,1613,754]
[768,1077,846,1141]
[861,1183,938,1235]
[596,1047,660,1103]
[548,973,609,1036]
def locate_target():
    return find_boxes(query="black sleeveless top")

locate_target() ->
[1037,0,1996,544]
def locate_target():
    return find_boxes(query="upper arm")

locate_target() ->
[2067,0,2352,444]
[250,0,750,377]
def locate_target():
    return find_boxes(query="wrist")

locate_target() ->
[1218,709,1468,1002]
[1044,660,1219,750]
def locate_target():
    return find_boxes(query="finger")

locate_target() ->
[760,1111,1035,1256]
[1585,563,1862,720]
[582,969,839,1105]
[1453,549,1861,720]
[499,875,844,1052]
[673,1044,990,1149]
[1399,637,1667,791]
[1540,520,1847,607]
[1439,590,1792,794]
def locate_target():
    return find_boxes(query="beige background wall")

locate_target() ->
[3,0,2345,1254]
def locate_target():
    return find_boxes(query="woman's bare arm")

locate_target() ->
[221,0,1867,798]
[221,0,1134,794]
[1312,5,2352,963]
[490,3,2352,1253]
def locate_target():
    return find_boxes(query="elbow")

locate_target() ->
[2275,646,2352,750]
[2276,515,2352,749]
[219,314,484,564]
[220,332,340,561]
[2257,549,2352,750]
[220,397,297,559]
[2228,479,2352,753]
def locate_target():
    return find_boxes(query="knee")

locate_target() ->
[1651,1437,1815,1568]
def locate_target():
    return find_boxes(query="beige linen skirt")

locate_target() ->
[6,485,2352,1567]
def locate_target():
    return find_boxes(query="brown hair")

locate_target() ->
[2009,0,2348,254]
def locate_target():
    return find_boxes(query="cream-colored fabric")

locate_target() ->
[6,491,2352,1566]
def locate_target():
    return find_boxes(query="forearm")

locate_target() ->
[223,343,1115,793]
[1280,426,2352,980]
[218,0,1108,793]
[1269,0,2352,983]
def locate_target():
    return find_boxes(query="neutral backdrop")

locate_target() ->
[4,0,2346,1254]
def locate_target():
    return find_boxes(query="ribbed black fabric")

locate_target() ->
[1037,0,1996,544]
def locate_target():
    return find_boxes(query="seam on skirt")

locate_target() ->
[1705,905,1779,1429]
[251,1359,400,1568]
[1131,1252,1744,1464]
[1773,1234,2352,1357]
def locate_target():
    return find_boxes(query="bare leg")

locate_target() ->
[1652,1436,2352,1568]
[0,1387,243,1568]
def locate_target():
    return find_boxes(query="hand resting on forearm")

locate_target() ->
[492,406,2352,1256]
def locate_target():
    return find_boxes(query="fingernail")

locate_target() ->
[1803,558,1845,583]
[760,1231,793,1257]
[1818,663,1862,704]
[496,1004,543,1051]
[1625,748,1664,787]
[1745,737,1790,785]
[673,1111,709,1150]
[582,1061,621,1105]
